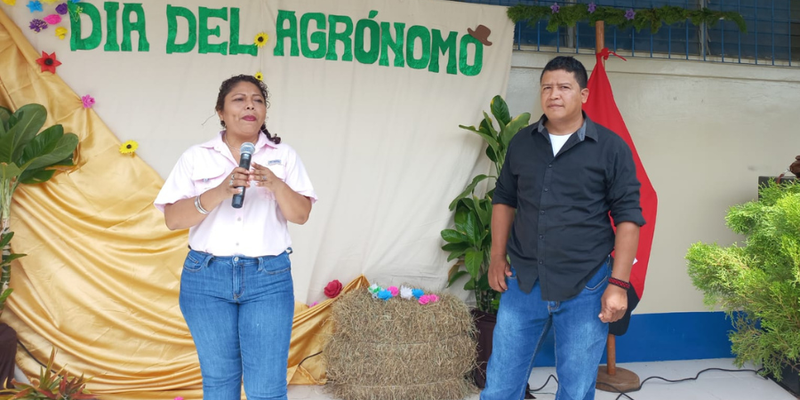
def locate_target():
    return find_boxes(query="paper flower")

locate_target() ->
[625,9,636,20]
[400,286,413,300]
[35,51,61,74]
[309,301,318,307]
[29,19,47,32]
[411,288,424,299]
[69,0,80,3]
[377,289,392,301]
[81,94,94,108]
[254,72,263,81]
[41,0,57,3]
[174,397,183,400]
[587,2,596,13]
[3,0,17,6]
[550,3,559,13]
[27,0,43,12]
[324,279,342,298]
[55,3,67,14]
[120,140,138,155]
[254,32,268,47]
[387,286,399,296]
[55,26,67,39]
[43,14,61,24]
[368,284,380,294]
[419,294,439,305]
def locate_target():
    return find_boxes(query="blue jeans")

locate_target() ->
[480,258,611,400]
[179,249,294,400]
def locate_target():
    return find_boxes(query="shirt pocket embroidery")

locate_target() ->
[191,165,226,193]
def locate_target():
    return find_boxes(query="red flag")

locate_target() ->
[583,49,658,335]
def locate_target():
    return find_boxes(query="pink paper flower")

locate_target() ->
[43,14,61,24]
[387,286,399,296]
[174,397,184,400]
[419,294,440,305]
[81,94,95,108]
[310,301,318,307]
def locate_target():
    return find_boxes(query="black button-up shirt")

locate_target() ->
[493,114,645,301]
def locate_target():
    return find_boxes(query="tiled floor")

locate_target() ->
[287,358,798,400]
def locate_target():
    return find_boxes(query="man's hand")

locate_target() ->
[488,255,512,292]
[599,284,628,323]
[790,155,800,177]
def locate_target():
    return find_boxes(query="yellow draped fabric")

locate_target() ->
[0,9,364,399]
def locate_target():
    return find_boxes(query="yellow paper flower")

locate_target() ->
[254,32,268,47]
[254,72,263,81]
[119,140,138,155]
[55,27,68,40]
[41,0,58,3]
[2,0,16,5]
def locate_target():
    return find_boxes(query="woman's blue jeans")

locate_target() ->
[179,249,294,400]
[480,258,611,400]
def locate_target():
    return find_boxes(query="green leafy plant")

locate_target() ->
[0,104,79,314]
[686,181,800,379]
[507,4,746,34]
[0,348,94,400]
[441,96,530,314]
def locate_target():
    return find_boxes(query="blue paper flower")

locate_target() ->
[411,289,424,299]
[377,289,392,301]
[625,9,636,20]
[69,0,81,3]
[56,3,68,14]
[588,2,597,13]
[550,3,559,13]
[27,0,43,12]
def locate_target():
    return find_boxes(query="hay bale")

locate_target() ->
[323,288,477,400]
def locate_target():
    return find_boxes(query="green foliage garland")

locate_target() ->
[686,181,800,379]
[507,4,747,34]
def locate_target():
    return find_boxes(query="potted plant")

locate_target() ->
[0,348,94,400]
[440,95,530,388]
[686,180,800,395]
[0,103,79,314]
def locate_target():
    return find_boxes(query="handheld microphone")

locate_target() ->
[232,142,256,209]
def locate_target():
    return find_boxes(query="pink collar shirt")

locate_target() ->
[155,132,317,257]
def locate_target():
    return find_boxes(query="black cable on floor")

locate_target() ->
[528,367,766,400]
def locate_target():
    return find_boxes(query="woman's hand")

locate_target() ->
[219,166,251,197]
[250,162,281,191]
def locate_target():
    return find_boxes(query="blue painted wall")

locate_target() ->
[531,311,735,367]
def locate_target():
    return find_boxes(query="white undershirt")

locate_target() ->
[549,133,573,156]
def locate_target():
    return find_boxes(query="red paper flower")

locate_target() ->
[324,279,343,298]
[36,51,61,73]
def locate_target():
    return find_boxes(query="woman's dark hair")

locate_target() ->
[215,74,281,144]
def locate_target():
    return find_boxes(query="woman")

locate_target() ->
[155,75,316,400]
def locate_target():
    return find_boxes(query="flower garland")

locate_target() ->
[507,3,746,34]
[367,284,439,305]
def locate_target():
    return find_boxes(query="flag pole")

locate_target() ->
[594,19,642,395]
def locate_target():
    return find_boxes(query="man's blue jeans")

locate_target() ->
[179,249,295,400]
[480,259,611,400]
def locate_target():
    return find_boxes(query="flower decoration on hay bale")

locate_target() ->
[323,288,477,400]
[365,284,438,304]
[324,279,342,299]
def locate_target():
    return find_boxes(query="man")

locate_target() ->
[480,56,645,400]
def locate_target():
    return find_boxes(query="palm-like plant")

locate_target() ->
[0,348,94,400]
[0,104,79,314]
[441,96,530,314]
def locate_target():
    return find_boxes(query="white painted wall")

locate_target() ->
[506,51,800,314]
